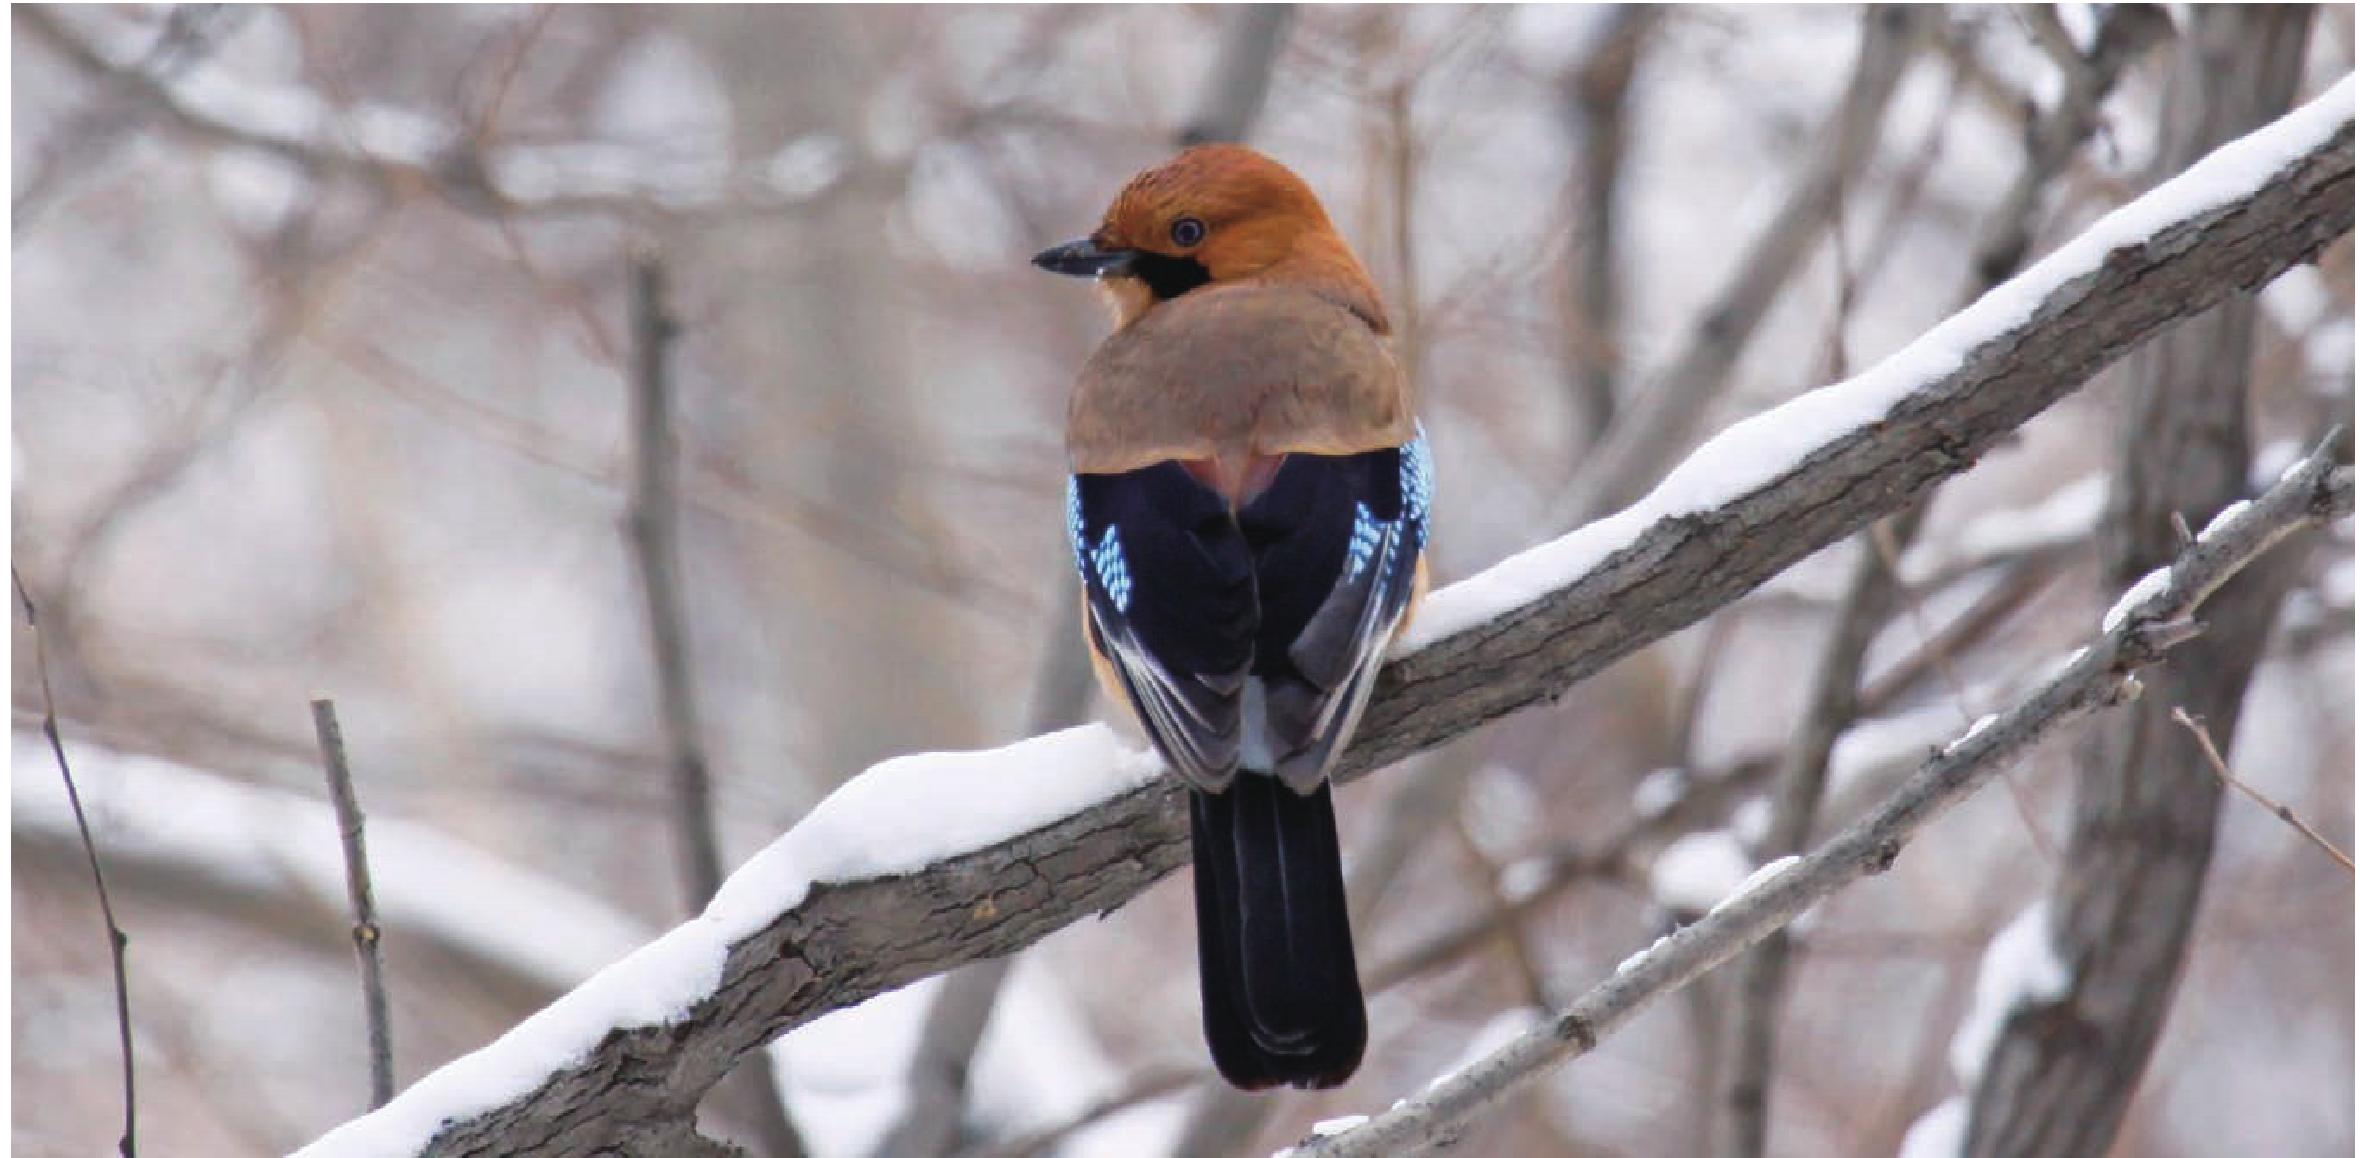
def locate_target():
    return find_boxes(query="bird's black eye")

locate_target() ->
[1169,217,1206,247]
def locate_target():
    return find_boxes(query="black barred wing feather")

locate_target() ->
[1240,431,1431,792]
[1068,433,1432,794]
[1069,463,1257,789]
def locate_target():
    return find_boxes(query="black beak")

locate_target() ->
[1032,237,1138,278]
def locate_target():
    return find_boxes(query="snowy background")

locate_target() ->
[13,7,2353,1156]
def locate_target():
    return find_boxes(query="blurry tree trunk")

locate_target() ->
[677,7,984,784]
[1962,9,2315,1156]
[1563,6,1658,450]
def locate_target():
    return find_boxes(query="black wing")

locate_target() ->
[1237,431,1430,792]
[1069,432,1431,793]
[1069,462,1257,789]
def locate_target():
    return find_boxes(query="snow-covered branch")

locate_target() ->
[1294,436,2353,1158]
[295,77,2353,1157]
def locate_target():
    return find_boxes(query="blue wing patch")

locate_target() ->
[1065,476,1088,572]
[1401,428,1433,549]
[1090,526,1133,613]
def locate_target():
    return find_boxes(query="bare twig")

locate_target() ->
[627,255,723,910]
[1295,441,2354,1158]
[15,568,137,1157]
[2171,707,2353,872]
[310,699,395,1109]
[12,4,237,229]
[294,94,2356,1153]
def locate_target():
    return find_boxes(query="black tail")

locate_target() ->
[1190,776,1367,1091]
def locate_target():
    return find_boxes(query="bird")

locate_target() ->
[1035,144,1430,1091]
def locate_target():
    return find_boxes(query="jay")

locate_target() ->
[1035,144,1430,1091]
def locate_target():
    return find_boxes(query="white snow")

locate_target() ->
[2197,500,2252,543]
[1942,713,2001,757]
[1650,831,1754,913]
[295,724,1163,1157]
[2054,3,2100,52]
[1898,1097,1968,1158]
[766,134,852,200]
[1615,932,1676,977]
[1948,902,2073,1086]
[1631,767,1688,819]
[1396,76,2356,655]
[1311,1115,1371,1137]
[2102,565,2174,632]
[1710,854,1800,915]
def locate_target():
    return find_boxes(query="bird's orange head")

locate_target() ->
[1034,144,1386,331]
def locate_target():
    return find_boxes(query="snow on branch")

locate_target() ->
[296,78,2354,1157]
[1297,436,2354,1158]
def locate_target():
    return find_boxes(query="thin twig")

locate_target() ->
[627,254,723,909]
[2170,707,2355,873]
[1296,440,2353,1158]
[15,568,138,1157]
[311,698,395,1108]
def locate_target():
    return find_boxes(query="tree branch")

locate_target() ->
[1295,437,2353,1158]
[15,569,138,1157]
[2169,707,2356,873]
[294,78,2354,1158]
